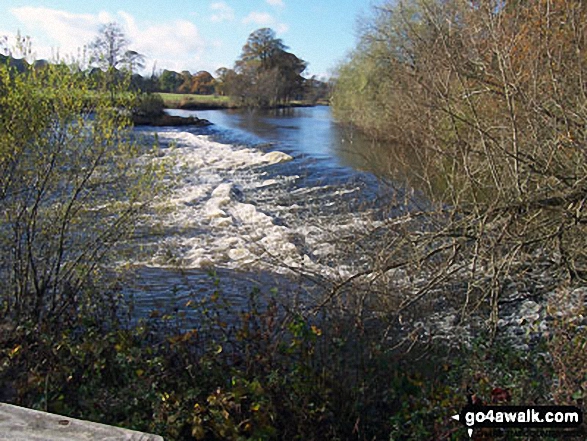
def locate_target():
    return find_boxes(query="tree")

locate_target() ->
[0,53,157,326]
[89,22,128,70]
[191,70,215,94]
[158,69,183,92]
[330,0,587,333]
[89,22,144,73]
[272,50,306,102]
[123,50,145,73]
[304,75,330,104]
[230,28,307,107]
[236,28,286,72]
[214,67,238,96]
[177,70,193,94]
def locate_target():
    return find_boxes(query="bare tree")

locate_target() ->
[89,22,143,72]
[330,0,587,338]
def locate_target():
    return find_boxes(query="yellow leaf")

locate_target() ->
[9,345,22,358]
[192,425,206,440]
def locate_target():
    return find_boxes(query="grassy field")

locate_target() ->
[158,93,234,109]
[158,93,326,109]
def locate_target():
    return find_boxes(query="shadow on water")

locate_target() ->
[167,106,403,178]
[122,265,320,329]
[128,107,427,320]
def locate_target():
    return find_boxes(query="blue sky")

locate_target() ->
[0,0,375,78]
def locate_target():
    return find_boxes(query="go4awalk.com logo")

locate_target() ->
[452,405,583,438]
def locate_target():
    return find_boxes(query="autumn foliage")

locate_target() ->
[332,0,587,320]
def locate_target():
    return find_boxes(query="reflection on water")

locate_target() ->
[168,106,406,180]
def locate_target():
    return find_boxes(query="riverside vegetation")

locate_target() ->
[1,2,587,441]
[331,0,587,434]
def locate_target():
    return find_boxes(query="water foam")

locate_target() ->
[143,130,381,280]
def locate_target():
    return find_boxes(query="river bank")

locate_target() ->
[132,112,212,127]
[3,104,586,440]
[158,92,327,111]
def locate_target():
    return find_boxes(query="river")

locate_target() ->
[127,106,412,319]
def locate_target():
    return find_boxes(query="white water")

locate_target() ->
[140,129,384,281]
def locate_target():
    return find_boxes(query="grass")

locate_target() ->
[158,93,233,109]
[157,93,326,110]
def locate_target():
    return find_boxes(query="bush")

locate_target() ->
[0,55,157,328]
[331,0,587,330]
[134,92,165,117]
[5,283,580,440]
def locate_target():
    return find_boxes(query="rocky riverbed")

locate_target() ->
[412,285,587,353]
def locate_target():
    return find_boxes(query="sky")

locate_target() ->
[0,0,376,79]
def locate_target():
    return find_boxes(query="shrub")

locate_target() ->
[134,92,165,117]
[331,0,587,331]
[0,53,156,328]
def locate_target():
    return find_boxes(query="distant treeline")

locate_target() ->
[0,54,48,72]
[0,28,331,107]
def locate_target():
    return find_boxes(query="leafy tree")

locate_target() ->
[177,70,193,94]
[272,49,306,102]
[304,75,330,104]
[230,28,307,107]
[123,50,145,73]
[236,27,287,72]
[214,67,238,96]
[190,70,215,94]
[158,69,183,93]
[0,53,157,326]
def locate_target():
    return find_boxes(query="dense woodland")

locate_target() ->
[1,1,586,440]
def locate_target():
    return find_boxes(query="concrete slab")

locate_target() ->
[0,403,164,440]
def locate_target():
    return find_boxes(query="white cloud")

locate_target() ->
[9,7,108,60]
[242,12,273,25]
[210,2,235,23]
[118,11,205,72]
[9,7,207,73]
[242,12,289,33]
[266,0,285,7]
